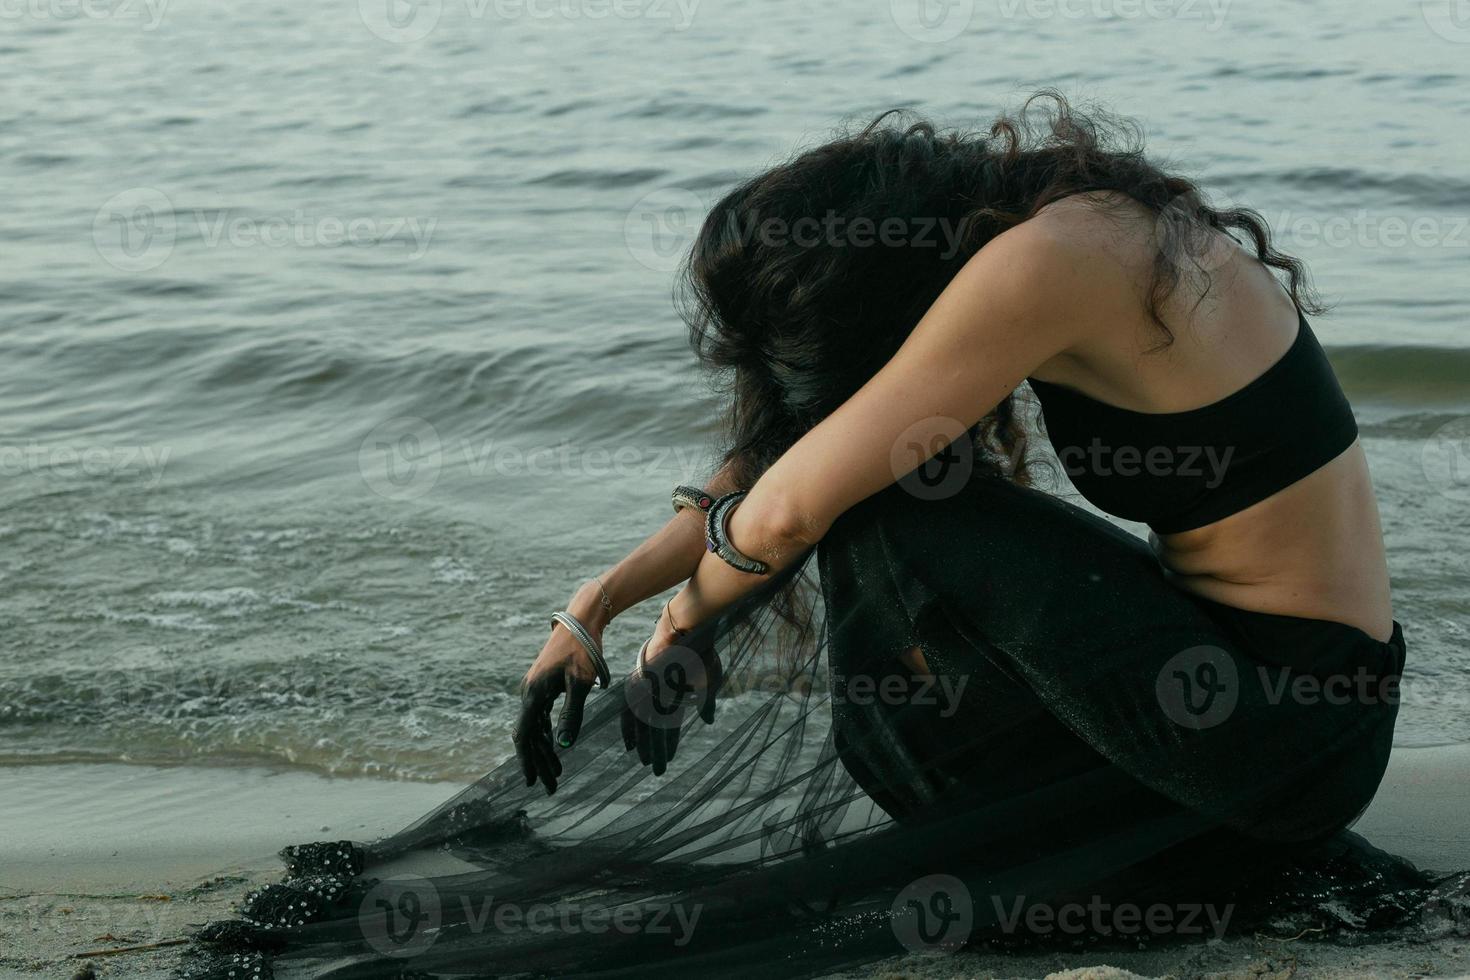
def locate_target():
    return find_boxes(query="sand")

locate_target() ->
[0,766,455,979]
[2,748,1468,979]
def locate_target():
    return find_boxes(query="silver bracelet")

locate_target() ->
[672,485,714,514]
[550,611,612,689]
[704,491,770,575]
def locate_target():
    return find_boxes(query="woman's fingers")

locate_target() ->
[530,700,561,795]
[699,650,723,725]
[620,639,718,775]
[620,649,707,774]
[530,736,559,794]
[635,712,653,766]
[651,723,669,776]
[514,692,545,788]
[620,699,637,751]
[513,725,538,788]
[538,710,562,776]
[515,672,564,792]
[623,692,685,775]
[555,675,595,749]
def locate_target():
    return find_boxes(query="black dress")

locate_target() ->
[181,473,1457,980]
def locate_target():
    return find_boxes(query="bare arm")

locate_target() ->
[570,462,739,625]
[513,459,738,792]
[649,220,1096,660]
[522,214,1102,791]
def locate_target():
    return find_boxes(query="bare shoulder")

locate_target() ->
[1024,191,1160,265]
[962,191,1157,328]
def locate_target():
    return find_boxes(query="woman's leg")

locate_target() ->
[818,475,1403,844]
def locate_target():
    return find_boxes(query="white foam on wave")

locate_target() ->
[241,526,322,549]
[97,608,218,632]
[142,588,344,620]
[151,587,264,609]
[431,555,479,584]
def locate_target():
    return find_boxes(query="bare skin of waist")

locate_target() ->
[1149,441,1395,643]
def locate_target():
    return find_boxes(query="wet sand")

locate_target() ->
[2,747,1467,978]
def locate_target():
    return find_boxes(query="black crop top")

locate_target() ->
[1026,311,1359,534]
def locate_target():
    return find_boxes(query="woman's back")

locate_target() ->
[1024,193,1393,641]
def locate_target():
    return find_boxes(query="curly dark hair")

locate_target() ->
[679,91,1322,493]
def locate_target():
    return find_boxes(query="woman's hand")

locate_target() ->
[620,600,723,777]
[514,581,610,795]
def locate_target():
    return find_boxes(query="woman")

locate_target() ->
[187,95,1436,980]
[516,93,1402,840]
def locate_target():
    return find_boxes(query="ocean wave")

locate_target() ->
[621,100,769,121]
[1330,345,1470,407]
[1209,64,1358,82]
[0,670,823,783]
[5,322,1463,459]
[543,99,602,118]
[1210,167,1470,209]
[525,167,669,188]
[0,663,524,782]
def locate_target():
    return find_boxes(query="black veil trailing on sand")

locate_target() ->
[181,482,1469,980]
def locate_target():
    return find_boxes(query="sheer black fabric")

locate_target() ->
[182,477,1465,980]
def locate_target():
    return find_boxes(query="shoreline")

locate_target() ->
[2,746,1467,978]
